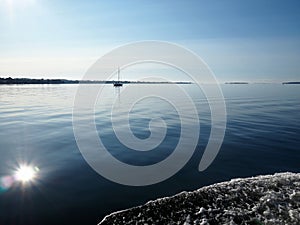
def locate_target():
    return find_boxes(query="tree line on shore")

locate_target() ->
[0,77,192,84]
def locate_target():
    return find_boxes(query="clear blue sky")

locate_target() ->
[0,0,300,82]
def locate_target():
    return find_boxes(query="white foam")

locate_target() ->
[99,172,300,225]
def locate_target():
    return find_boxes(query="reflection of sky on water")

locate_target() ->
[0,84,299,225]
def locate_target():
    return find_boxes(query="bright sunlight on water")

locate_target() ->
[15,165,39,183]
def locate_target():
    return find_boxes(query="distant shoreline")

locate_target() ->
[225,81,300,85]
[282,82,300,85]
[225,82,249,84]
[1,77,299,85]
[0,77,191,85]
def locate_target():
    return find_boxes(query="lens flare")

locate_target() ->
[15,165,38,183]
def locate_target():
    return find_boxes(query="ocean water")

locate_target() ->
[0,84,299,225]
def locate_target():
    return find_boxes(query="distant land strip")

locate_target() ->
[282,82,300,85]
[225,82,249,84]
[0,77,191,85]
[1,77,299,85]
[225,81,300,85]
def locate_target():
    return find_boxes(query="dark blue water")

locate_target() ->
[0,84,299,225]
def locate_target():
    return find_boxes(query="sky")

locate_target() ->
[0,0,300,82]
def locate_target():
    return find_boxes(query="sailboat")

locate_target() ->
[113,67,123,87]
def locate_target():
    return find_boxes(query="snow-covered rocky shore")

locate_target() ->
[99,172,300,225]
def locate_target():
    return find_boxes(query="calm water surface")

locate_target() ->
[0,84,299,225]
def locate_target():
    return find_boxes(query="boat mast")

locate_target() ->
[113,67,123,86]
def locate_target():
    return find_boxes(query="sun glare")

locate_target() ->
[3,0,36,21]
[15,165,38,183]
